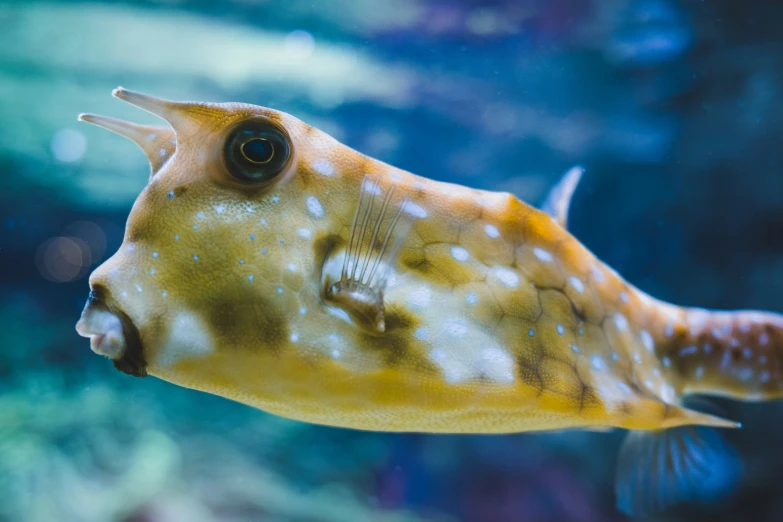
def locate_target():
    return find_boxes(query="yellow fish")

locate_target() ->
[76,88,782,516]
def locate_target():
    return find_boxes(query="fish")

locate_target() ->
[75,88,783,516]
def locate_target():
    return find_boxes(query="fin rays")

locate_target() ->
[325,175,414,333]
[615,425,740,516]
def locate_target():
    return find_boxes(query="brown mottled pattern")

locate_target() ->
[76,89,781,435]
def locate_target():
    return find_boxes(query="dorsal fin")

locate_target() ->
[542,166,584,229]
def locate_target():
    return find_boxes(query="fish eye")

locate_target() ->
[223,119,291,184]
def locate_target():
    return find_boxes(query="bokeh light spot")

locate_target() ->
[50,128,87,163]
[35,236,91,283]
[284,30,315,61]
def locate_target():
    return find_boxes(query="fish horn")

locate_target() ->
[79,113,176,177]
[112,87,216,138]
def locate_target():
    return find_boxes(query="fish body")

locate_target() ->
[76,89,782,514]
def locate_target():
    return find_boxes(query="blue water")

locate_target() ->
[1,1,782,521]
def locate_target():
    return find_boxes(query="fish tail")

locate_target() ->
[662,306,783,401]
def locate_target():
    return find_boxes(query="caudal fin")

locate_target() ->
[664,309,783,400]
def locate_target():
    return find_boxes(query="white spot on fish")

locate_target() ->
[662,356,672,368]
[271,196,280,203]
[248,275,254,281]
[592,355,605,370]
[287,263,297,272]
[571,344,580,353]
[484,224,500,238]
[591,265,605,283]
[147,133,157,141]
[704,343,712,354]
[738,367,754,382]
[312,159,335,177]
[260,218,268,226]
[661,384,676,403]
[277,287,284,294]
[665,323,675,338]
[159,148,167,157]
[193,224,199,230]
[299,307,307,315]
[306,196,324,218]
[408,287,431,308]
[174,235,180,241]
[135,284,143,293]
[297,228,312,239]
[445,318,468,338]
[528,328,535,337]
[197,212,205,219]
[150,268,156,275]
[479,346,515,384]
[213,205,226,215]
[611,352,619,361]
[495,267,520,288]
[331,349,341,359]
[695,366,705,379]
[466,292,478,306]
[363,180,382,195]
[403,201,428,219]
[761,371,770,383]
[760,332,770,346]
[193,255,199,261]
[641,330,654,352]
[743,347,753,359]
[157,312,214,366]
[451,246,469,262]
[161,291,168,298]
[290,332,299,343]
[568,276,585,294]
[126,245,136,253]
[614,314,628,332]
[633,353,641,364]
[415,328,428,341]
[759,355,768,365]
[620,292,629,304]
[557,324,565,336]
[533,248,553,262]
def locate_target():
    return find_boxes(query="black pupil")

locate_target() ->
[241,138,274,164]
[224,120,291,184]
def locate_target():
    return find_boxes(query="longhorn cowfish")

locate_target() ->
[75,88,783,516]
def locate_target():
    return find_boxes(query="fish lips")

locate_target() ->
[75,289,148,378]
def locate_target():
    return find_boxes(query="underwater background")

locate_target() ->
[1,0,782,521]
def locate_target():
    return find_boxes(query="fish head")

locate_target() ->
[75,88,363,378]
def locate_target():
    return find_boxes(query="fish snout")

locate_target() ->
[75,285,148,377]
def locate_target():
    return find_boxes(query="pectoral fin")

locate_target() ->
[321,176,416,334]
[542,165,584,229]
[615,424,740,516]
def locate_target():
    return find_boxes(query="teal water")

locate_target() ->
[1,2,782,521]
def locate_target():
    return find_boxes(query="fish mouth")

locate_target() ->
[75,287,148,378]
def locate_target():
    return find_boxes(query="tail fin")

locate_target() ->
[664,308,783,400]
